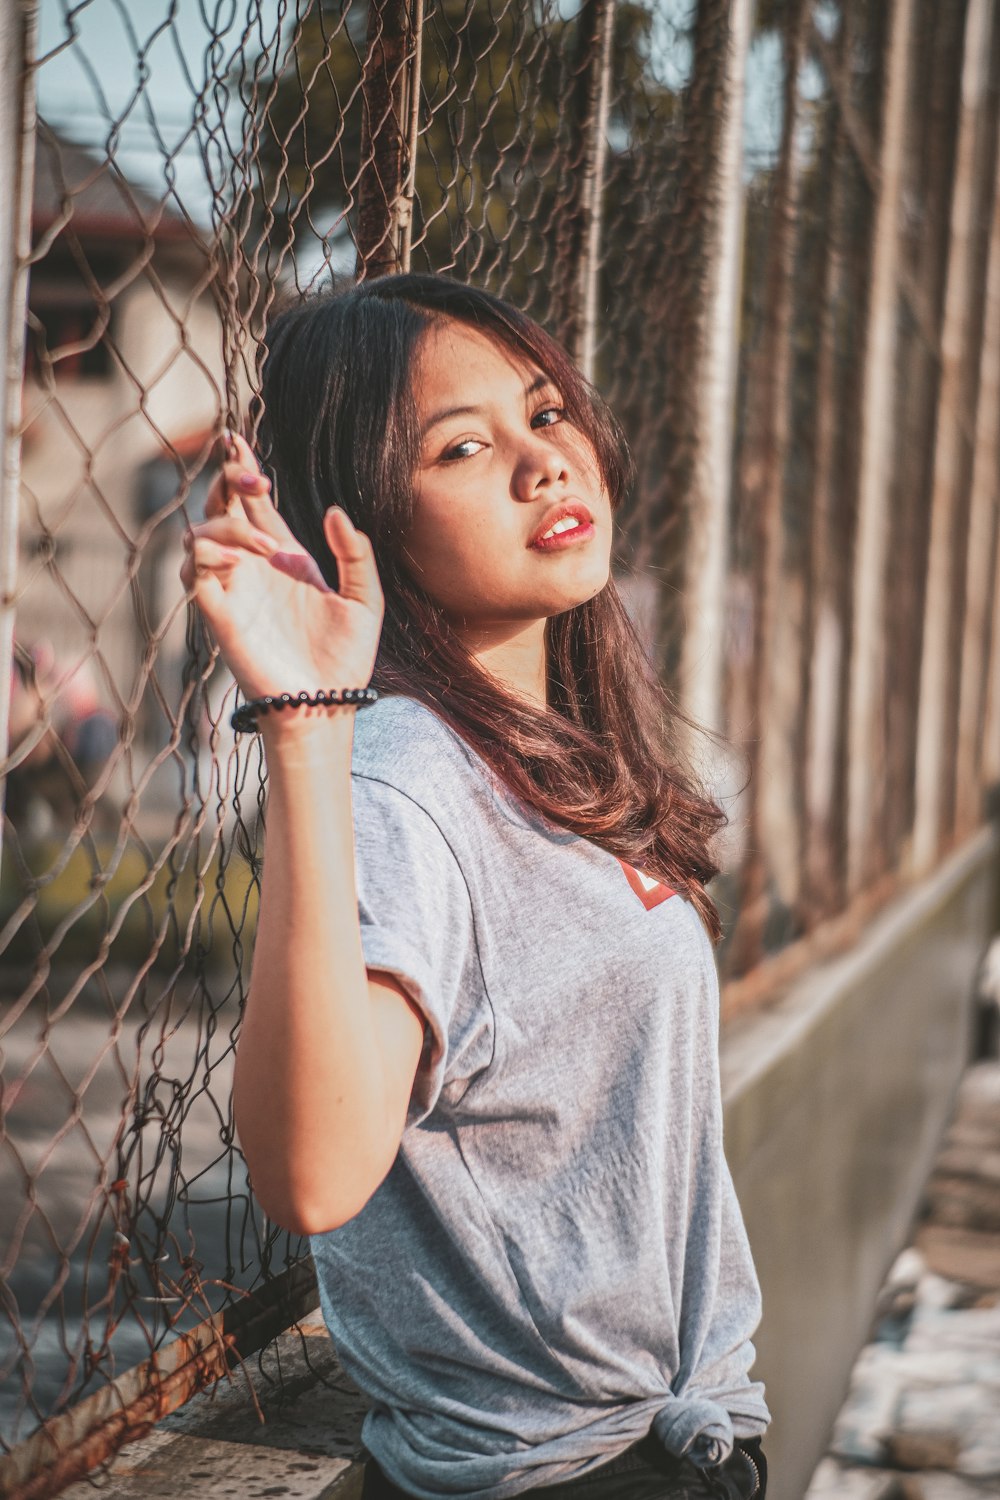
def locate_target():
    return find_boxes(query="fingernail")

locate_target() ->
[238,473,260,490]
[250,528,278,551]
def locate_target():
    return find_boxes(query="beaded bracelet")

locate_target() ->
[230,687,379,734]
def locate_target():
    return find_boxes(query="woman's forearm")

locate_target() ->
[232,708,416,1233]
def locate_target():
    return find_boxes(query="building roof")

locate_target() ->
[32,121,205,247]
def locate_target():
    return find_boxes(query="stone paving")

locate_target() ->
[804,1061,1000,1500]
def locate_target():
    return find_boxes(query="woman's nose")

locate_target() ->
[512,435,569,500]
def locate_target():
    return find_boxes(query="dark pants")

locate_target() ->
[361,1435,767,1500]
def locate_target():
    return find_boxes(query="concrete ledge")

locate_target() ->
[721,823,1000,1500]
[59,1311,368,1500]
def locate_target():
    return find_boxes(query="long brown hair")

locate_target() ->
[259,274,730,942]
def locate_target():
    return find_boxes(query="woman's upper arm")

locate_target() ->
[367,968,426,1144]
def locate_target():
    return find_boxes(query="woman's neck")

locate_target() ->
[457,617,548,709]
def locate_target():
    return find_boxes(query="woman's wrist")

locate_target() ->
[258,703,358,764]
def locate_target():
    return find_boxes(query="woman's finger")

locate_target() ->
[222,459,271,497]
[225,431,258,472]
[206,430,274,519]
[222,435,296,543]
[238,488,288,540]
[204,470,229,519]
[204,460,270,516]
[189,514,279,556]
[323,507,383,613]
[185,535,248,583]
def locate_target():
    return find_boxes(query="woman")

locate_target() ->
[181,274,770,1500]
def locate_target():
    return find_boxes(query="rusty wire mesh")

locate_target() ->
[2,0,1000,1488]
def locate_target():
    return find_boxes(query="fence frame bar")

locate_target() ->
[0,1261,318,1499]
[0,0,39,871]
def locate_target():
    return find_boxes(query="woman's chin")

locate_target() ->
[541,571,612,616]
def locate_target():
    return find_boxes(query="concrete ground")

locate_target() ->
[804,1060,1000,1500]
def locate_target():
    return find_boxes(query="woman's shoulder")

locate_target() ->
[350,694,484,809]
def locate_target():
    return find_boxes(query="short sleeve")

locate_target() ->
[351,772,489,1125]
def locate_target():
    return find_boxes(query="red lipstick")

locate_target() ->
[528,501,595,551]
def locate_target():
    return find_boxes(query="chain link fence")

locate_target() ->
[2,0,1000,1491]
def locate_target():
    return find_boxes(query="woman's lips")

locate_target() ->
[528,501,596,550]
[528,519,596,551]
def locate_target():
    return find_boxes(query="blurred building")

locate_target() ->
[18,126,223,753]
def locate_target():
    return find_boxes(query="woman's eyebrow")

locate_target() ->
[421,374,552,438]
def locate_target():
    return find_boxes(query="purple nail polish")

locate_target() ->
[238,473,259,491]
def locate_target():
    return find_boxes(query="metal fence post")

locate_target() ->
[356,0,424,278]
[0,0,38,873]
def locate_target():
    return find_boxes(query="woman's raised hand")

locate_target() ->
[180,433,384,709]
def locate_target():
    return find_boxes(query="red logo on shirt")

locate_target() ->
[617,857,677,911]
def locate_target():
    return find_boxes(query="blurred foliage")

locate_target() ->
[244,0,689,305]
[0,835,258,973]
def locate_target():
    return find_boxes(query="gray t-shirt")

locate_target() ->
[309,696,769,1498]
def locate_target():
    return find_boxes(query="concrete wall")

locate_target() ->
[720,823,1000,1500]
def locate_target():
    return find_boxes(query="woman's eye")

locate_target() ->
[442,439,485,462]
[532,406,564,429]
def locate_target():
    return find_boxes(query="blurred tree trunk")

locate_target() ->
[882,0,969,880]
[956,131,1000,833]
[912,0,998,874]
[552,0,616,379]
[651,0,733,689]
[983,562,1000,798]
[845,0,915,897]
[980,273,1000,788]
[679,0,752,745]
[726,0,808,973]
[799,4,852,928]
[608,1,732,684]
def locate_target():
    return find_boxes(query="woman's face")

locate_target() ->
[403,319,613,632]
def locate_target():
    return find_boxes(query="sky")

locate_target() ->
[35,1,271,226]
